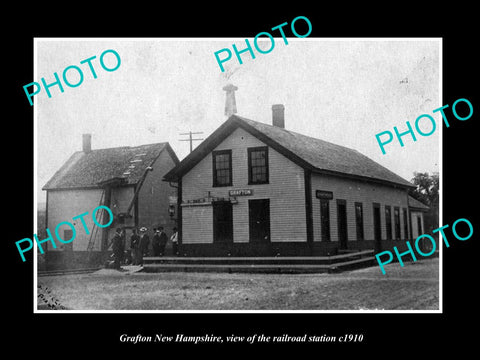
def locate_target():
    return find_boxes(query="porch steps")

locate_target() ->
[141,250,375,274]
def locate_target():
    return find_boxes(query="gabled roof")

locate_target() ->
[43,142,179,190]
[163,115,414,189]
[408,195,430,211]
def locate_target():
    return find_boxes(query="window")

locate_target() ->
[248,146,269,184]
[62,229,73,251]
[394,207,401,240]
[385,206,392,240]
[355,202,364,240]
[337,199,348,249]
[417,215,423,236]
[403,208,409,239]
[212,150,232,187]
[320,199,330,242]
[373,203,382,242]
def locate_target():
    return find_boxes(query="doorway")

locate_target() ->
[249,199,270,243]
[417,215,423,236]
[337,199,348,249]
[373,203,382,252]
[213,201,233,243]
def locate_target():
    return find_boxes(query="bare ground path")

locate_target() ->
[36,258,439,311]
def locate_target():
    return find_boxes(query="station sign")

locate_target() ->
[229,189,253,196]
[315,190,333,200]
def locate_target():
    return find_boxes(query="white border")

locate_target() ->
[33,37,443,314]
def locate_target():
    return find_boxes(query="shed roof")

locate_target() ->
[163,115,414,189]
[43,142,178,190]
[408,195,430,211]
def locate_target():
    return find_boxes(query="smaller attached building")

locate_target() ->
[42,134,179,269]
[164,105,428,257]
[408,195,430,239]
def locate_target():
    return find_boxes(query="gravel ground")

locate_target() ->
[36,258,439,311]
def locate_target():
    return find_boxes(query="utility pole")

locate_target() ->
[179,131,204,153]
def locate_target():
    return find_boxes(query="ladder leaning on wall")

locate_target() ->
[86,189,106,253]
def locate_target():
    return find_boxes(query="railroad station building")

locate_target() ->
[163,86,428,257]
[42,134,179,269]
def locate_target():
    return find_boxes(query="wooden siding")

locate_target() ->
[47,186,136,251]
[311,173,411,243]
[111,186,135,216]
[46,149,178,254]
[411,211,425,239]
[46,188,105,251]
[182,127,306,244]
[137,148,178,233]
[182,206,213,244]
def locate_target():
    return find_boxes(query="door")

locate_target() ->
[320,199,330,242]
[337,200,348,249]
[249,199,270,243]
[417,215,423,237]
[373,204,382,252]
[213,201,233,243]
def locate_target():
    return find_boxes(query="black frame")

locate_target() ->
[212,149,232,187]
[355,202,364,240]
[248,146,269,185]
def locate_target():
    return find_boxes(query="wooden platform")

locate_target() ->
[142,250,376,274]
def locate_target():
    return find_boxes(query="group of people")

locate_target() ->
[110,226,178,269]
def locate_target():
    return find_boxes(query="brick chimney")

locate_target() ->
[223,83,238,117]
[82,133,92,153]
[272,104,285,128]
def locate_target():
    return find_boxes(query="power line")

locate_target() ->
[179,131,204,153]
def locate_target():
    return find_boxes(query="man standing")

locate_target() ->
[158,226,168,256]
[130,228,140,265]
[152,228,161,256]
[111,227,124,270]
[138,227,150,265]
[120,228,126,264]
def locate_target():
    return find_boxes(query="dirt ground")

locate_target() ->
[36,258,439,311]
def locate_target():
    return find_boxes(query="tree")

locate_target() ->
[409,172,438,205]
[409,171,439,234]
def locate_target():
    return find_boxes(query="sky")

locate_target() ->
[35,38,440,203]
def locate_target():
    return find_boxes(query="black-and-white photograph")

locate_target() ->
[34,38,441,312]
